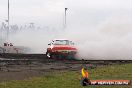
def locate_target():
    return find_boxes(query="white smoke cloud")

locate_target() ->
[64,15,132,60]
[9,15,132,60]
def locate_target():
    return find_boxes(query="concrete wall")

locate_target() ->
[2,46,30,54]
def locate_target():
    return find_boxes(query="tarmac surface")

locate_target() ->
[0,53,132,82]
[0,54,82,82]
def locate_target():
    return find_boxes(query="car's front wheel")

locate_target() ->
[46,52,52,59]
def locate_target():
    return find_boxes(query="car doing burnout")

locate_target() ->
[46,39,77,59]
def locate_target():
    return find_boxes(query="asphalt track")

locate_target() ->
[0,53,132,82]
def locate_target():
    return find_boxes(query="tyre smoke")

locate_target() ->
[7,15,132,60]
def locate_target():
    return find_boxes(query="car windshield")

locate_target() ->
[54,40,69,45]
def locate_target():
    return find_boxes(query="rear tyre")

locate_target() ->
[67,54,76,60]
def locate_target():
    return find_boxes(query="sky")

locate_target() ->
[0,0,64,28]
[0,0,132,28]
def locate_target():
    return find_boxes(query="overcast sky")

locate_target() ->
[0,0,132,28]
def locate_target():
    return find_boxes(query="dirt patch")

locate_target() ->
[0,70,43,82]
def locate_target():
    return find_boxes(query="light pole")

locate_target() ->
[64,8,68,28]
[7,0,10,41]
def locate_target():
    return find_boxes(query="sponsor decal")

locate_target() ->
[80,67,131,86]
[90,80,130,85]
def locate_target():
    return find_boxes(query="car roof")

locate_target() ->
[53,39,69,41]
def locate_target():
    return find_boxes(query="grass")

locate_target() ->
[0,64,132,88]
